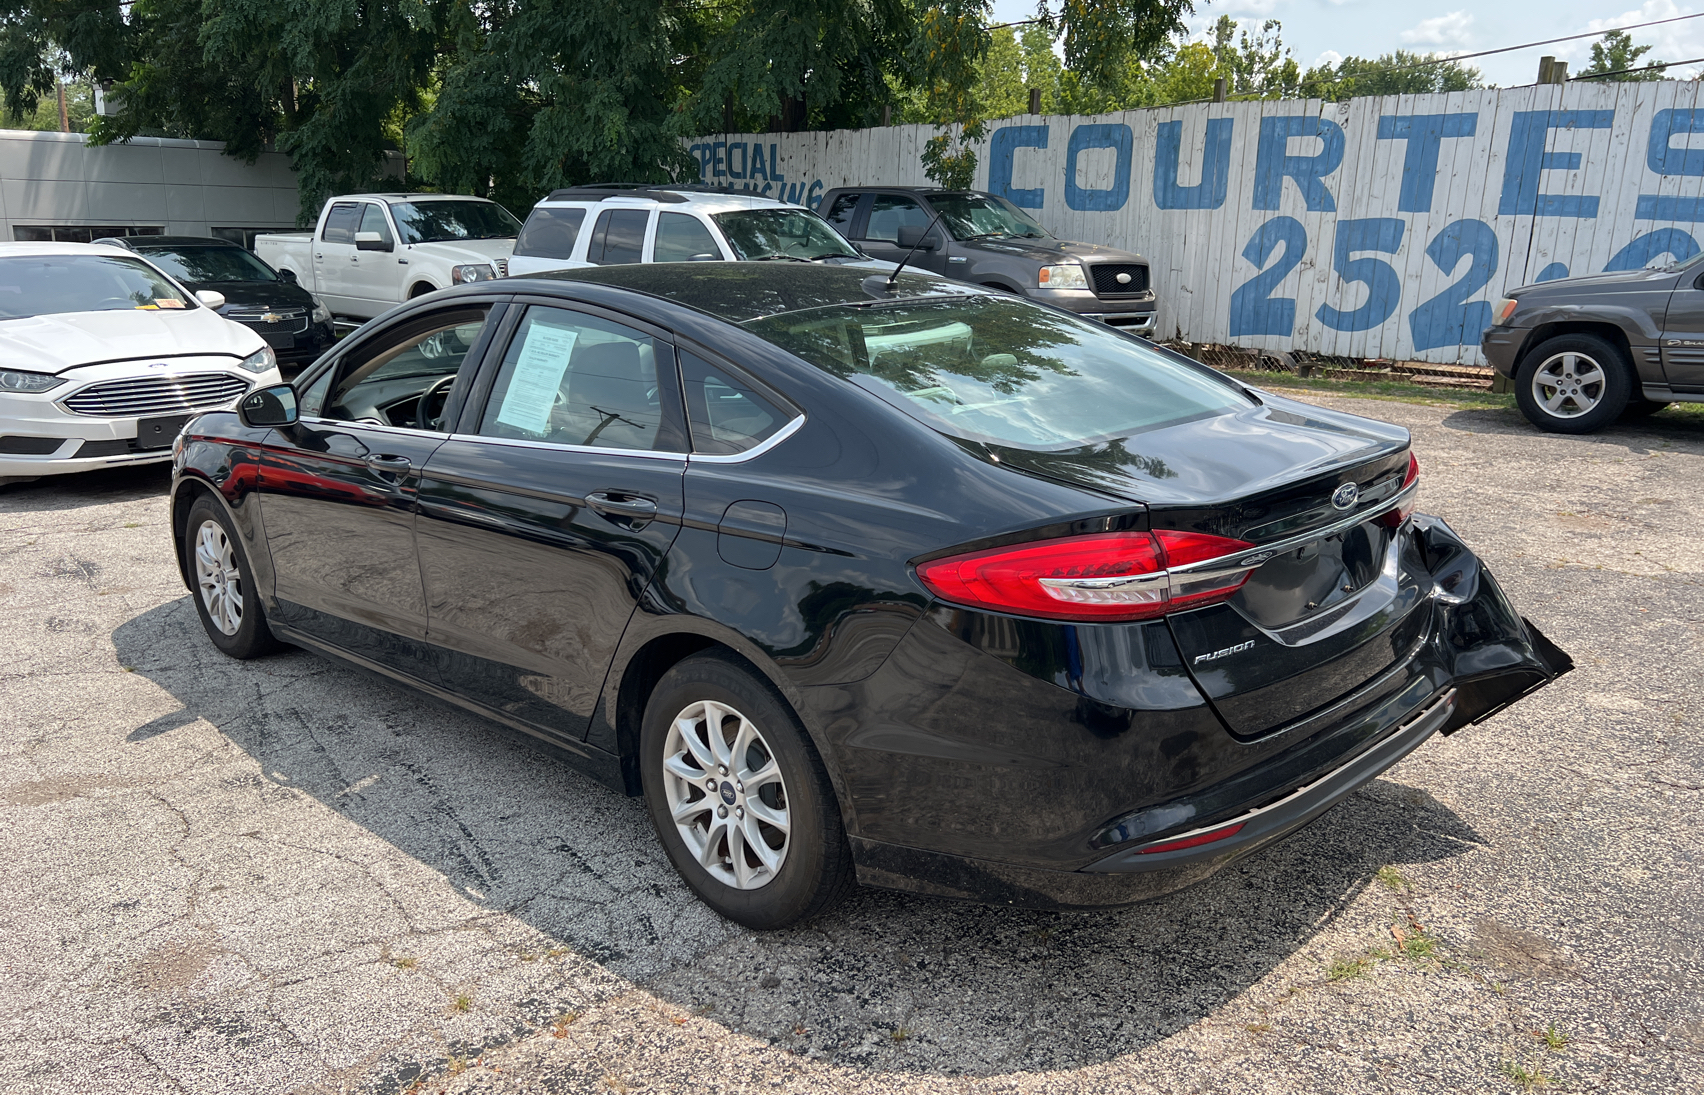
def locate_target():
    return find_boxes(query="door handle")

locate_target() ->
[365,453,412,470]
[587,491,657,516]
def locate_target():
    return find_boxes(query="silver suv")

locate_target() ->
[507,185,876,276]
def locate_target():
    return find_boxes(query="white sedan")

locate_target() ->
[0,242,281,486]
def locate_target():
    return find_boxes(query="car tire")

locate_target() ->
[184,494,283,659]
[1514,334,1633,434]
[640,652,854,929]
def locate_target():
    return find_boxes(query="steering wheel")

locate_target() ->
[415,375,457,431]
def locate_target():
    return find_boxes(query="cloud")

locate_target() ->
[1314,50,1345,67]
[1554,0,1704,78]
[1401,11,1475,47]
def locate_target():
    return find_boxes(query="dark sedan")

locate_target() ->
[99,236,336,370]
[168,264,1570,928]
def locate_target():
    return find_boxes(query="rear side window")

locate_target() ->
[477,306,668,451]
[822,193,861,234]
[321,202,360,243]
[515,206,587,259]
[653,213,722,262]
[680,350,788,455]
[585,209,649,265]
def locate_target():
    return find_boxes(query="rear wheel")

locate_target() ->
[1514,333,1633,434]
[640,653,854,929]
[184,495,282,659]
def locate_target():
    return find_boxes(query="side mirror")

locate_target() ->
[277,268,298,284]
[896,224,939,251]
[239,384,298,427]
[195,290,227,309]
[355,231,393,253]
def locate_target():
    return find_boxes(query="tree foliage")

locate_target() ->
[1578,29,1664,82]
[1300,50,1482,100]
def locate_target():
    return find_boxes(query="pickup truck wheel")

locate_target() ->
[408,282,435,299]
[1514,334,1633,434]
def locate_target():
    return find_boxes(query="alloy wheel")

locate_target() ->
[661,699,791,890]
[194,518,244,636]
[1531,352,1605,419]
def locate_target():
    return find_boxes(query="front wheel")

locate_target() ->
[1514,333,1634,434]
[184,495,282,659]
[640,653,854,929]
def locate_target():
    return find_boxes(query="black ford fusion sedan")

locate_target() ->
[168,264,1570,928]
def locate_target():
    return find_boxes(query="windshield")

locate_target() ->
[0,255,195,320]
[712,208,860,261]
[929,194,1051,241]
[137,245,278,284]
[745,296,1249,450]
[390,200,522,244]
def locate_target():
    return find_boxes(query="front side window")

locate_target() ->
[358,204,395,245]
[134,246,279,284]
[653,213,723,262]
[744,296,1250,451]
[586,210,650,266]
[321,202,360,244]
[926,194,1051,241]
[712,208,858,260]
[303,307,491,430]
[478,306,668,451]
[389,200,521,245]
[515,207,587,259]
[680,350,788,455]
[862,195,932,243]
[821,193,861,233]
[0,255,194,319]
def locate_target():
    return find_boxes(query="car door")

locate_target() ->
[256,301,504,676]
[651,212,727,262]
[314,201,362,313]
[859,193,949,275]
[413,301,688,742]
[1659,268,1704,391]
[348,202,404,312]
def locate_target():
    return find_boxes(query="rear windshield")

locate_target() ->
[0,254,195,320]
[515,206,586,259]
[137,246,278,284]
[744,296,1250,450]
[390,200,521,244]
[712,209,859,261]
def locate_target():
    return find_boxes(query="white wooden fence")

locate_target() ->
[688,81,1704,365]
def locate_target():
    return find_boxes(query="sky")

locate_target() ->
[985,0,1704,86]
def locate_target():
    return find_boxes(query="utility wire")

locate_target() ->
[1572,56,1702,81]
[1374,12,1704,73]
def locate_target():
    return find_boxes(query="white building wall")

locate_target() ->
[689,80,1704,365]
[0,129,299,242]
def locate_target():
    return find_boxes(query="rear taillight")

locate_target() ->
[915,529,1257,622]
[1379,452,1420,528]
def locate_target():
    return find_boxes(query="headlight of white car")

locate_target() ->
[236,346,277,374]
[311,300,331,325]
[1038,263,1089,290]
[451,264,495,284]
[0,369,66,393]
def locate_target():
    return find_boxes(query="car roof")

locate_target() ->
[521,262,989,324]
[116,235,242,249]
[0,241,143,259]
[532,185,812,214]
[334,193,497,204]
[824,186,973,196]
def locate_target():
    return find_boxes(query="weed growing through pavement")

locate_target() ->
[891,1026,912,1042]
[1502,1058,1554,1089]
[392,956,417,970]
[1375,866,1409,890]
[1535,1024,1569,1051]
[1326,956,1374,982]
[551,1012,578,1038]
[452,993,472,1013]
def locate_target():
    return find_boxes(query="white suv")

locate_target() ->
[506,185,879,276]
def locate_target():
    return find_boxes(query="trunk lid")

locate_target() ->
[992,395,1424,736]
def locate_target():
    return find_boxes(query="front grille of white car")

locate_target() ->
[61,373,251,418]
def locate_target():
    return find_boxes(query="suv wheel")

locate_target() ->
[640,653,854,929]
[1514,334,1633,434]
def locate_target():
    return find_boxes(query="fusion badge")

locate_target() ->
[1193,640,1255,665]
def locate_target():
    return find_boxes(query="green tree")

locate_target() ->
[1299,50,1482,100]
[1208,15,1299,99]
[1578,29,1664,81]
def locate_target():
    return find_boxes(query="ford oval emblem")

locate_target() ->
[1116,272,1132,284]
[1331,482,1360,510]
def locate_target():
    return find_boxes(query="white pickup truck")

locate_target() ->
[256,193,521,324]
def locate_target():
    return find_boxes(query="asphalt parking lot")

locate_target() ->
[2,392,1700,1095]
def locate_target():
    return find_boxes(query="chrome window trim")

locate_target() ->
[686,413,806,464]
[298,415,448,441]
[444,432,687,461]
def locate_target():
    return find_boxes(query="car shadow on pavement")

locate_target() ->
[1440,405,1704,451]
[0,463,170,508]
[113,596,1487,1079]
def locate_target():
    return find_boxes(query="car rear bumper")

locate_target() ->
[833,515,1570,910]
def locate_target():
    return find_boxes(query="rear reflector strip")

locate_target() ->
[1135,822,1246,855]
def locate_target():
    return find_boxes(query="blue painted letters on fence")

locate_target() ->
[1229,217,1308,336]
[1636,110,1704,220]
[1065,124,1133,211]
[1498,111,1614,218]
[989,125,1049,208]
[1252,117,1345,211]
[1408,220,1498,350]
[1376,114,1478,213]
[1605,228,1700,270]
[1153,119,1233,211]
[1316,218,1405,332]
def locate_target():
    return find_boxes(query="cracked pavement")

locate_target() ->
[1,394,1700,1094]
